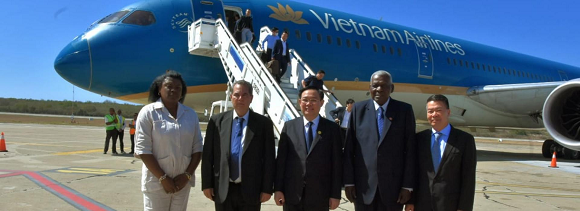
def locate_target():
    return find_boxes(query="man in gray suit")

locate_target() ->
[202,80,276,211]
[274,86,343,211]
[405,94,476,211]
[343,70,416,211]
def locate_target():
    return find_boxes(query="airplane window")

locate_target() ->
[488,65,491,72]
[355,41,360,49]
[373,44,378,52]
[346,39,351,48]
[295,30,301,39]
[317,34,322,43]
[337,37,342,46]
[327,36,332,44]
[526,72,530,78]
[122,10,156,26]
[397,48,402,56]
[447,58,451,64]
[476,63,480,70]
[471,62,475,69]
[99,10,130,23]
[382,45,386,53]
[503,68,506,74]
[453,58,457,66]
[306,32,312,41]
[458,60,462,67]
[390,47,394,55]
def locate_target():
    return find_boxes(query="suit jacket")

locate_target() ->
[413,127,477,211]
[201,110,276,204]
[343,98,416,208]
[272,39,290,62]
[329,106,347,126]
[275,116,342,208]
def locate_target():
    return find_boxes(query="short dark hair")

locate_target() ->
[271,27,279,32]
[148,70,187,103]
[317,70,325,74]
[346,99,355,105]
[299,86,324,100]
[426,94,449,109]
[232,80,253,95]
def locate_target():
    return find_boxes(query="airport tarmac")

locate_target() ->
[0,123,579,211]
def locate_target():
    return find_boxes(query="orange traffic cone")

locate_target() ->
[549,151,558,168]
[0,132,7,152]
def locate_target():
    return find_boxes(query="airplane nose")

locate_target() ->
[54,35,92,90]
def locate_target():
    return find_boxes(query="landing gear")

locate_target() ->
[542,139,556,158]
[562,147,580,160]
[542,139,580,159]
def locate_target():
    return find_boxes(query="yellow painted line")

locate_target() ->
[477,181,580,192]
[57,170,110,175]
[53,149,102,155]
[477,190,580,198]
[18,143,71,147]
[68,168,121,173]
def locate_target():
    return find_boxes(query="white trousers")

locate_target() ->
[143,186,191,211]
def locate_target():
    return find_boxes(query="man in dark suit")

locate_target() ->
[329,98,355,141]
[274,86,343,211]
[272,31,290,82]
[405,94,476,211]
[343,70,416,211]
[202,80,276,211]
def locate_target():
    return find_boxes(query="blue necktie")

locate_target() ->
[306,122,313,153]
[377,107,384,138]
[432,132,442,173]
[230,117,244,181]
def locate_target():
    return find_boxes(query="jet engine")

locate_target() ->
[543,79,580,158]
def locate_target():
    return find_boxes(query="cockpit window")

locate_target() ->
[99,11,130,23]
[122,10,156,26]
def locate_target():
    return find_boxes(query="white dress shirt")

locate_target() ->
[303,115,320,148]
[135,99,203,192]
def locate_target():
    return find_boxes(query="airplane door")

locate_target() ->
[191,0,225,21]
[558,70,568,81]
[415,43,434,79]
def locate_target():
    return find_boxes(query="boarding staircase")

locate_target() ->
[188,18,342,136]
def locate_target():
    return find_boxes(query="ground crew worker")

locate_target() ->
[117,109,126,154]
[104,108,119,155]
[129,113,137,154]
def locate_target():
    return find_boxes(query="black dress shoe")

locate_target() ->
[103,152,107,154]
[113,152,119,155]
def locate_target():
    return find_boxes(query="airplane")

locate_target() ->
[54,0,580,159]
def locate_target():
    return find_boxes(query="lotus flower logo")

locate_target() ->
[268,3,309,24]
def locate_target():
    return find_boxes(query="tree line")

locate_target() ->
[0,98,143,117]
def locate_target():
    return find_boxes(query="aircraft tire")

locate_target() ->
[563,147,576,160]
[542,140,555,158]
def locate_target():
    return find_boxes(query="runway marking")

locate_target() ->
[478,181,580,192]
[53,149,102,155]
[18,142,73,147]
[56,168,124,175]
[47,167,132,176]
[477,190,580,198]
[0,170,114,211]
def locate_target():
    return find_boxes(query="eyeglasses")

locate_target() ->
[300,98,320,104]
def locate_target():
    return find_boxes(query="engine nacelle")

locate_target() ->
[543,79,580,151]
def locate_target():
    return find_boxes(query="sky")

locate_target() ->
[0,0,578,104]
